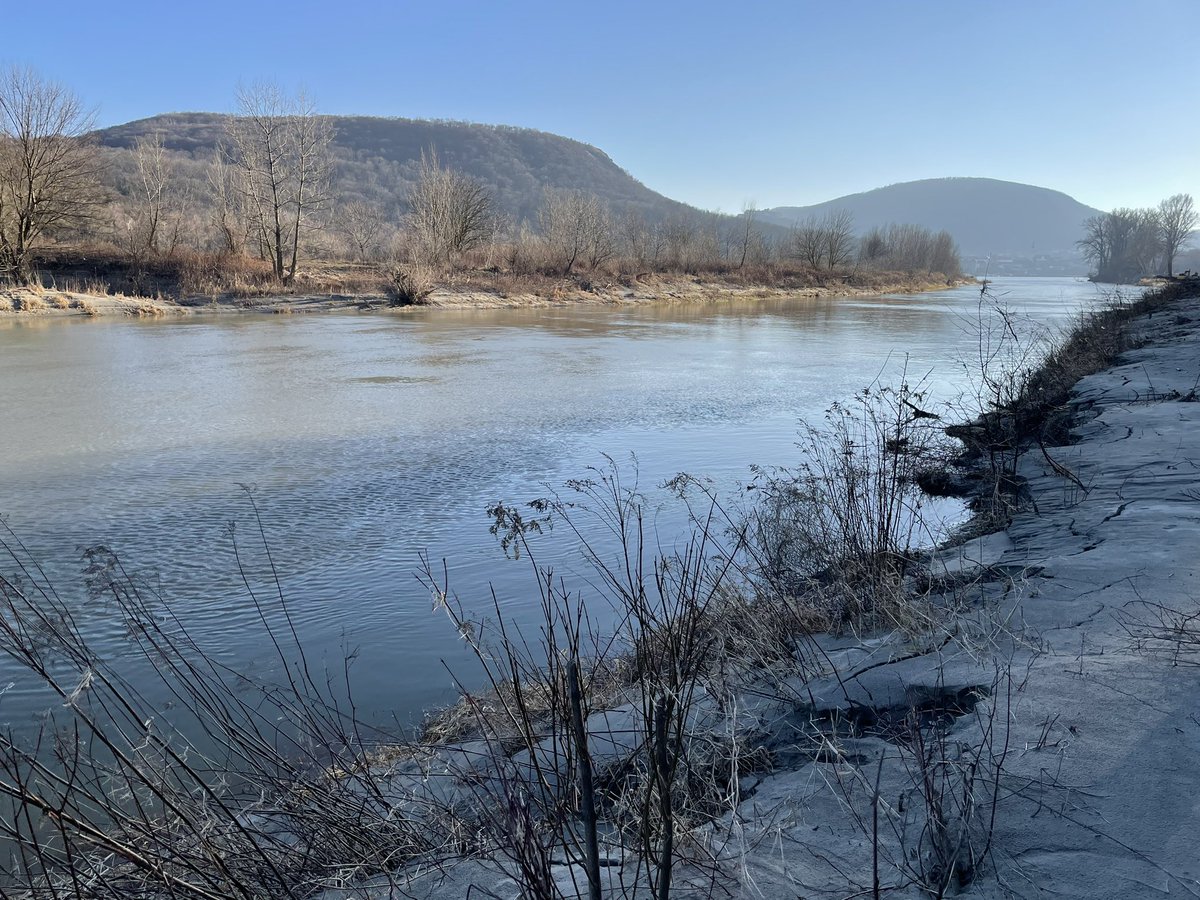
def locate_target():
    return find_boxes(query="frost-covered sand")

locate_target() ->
[724,298,1200,898]
[968,299,1200,897]
[715,297,1200,897]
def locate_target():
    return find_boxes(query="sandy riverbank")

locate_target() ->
[0,273,963,319]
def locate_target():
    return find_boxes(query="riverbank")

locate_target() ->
[3,279,1190,897]
[0,270,963,318]
[324,279,1200,897]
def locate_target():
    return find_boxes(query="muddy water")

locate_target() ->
[0,277,1119,733]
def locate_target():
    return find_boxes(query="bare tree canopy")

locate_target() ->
[539,189,614,275]
[226,83,333,284]
[133,133,169,253]
[821,209,856,269]
[785,209,861,272]
[853,222,961,276]
[121,132,191,258]
[1078,207,1163,283]
[207,155,245,256]
[1158,193,1196,277]
[733,204,761,269]
[336,199,388,263]
[407,150,494,265]
[618,209,666,270]
[0,66,102,283]
[789,217,826,269]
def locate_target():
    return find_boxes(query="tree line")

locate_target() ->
[2,69,964,291]
[1078,194,1197,282]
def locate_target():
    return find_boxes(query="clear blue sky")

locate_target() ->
[8,0,1197,212]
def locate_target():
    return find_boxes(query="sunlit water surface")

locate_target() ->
[0,277,1124,735]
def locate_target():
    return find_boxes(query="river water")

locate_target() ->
[0,277,1123,734]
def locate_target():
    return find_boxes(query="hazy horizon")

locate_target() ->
[8,0,1197,214]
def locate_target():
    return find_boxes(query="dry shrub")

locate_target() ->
[417,462,774,899]
[948,278,1200,522]
[12,294,46,312]
[0,508,444,898]
[387,263,435,306]
[71,297,99,316]
[749,379,950,633]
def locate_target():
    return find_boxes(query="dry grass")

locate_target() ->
[26,242,960,312]
[947,278,1200,522]
[0,514,448,898]
[745,377,953,634]
[177,251,277,298]
[72,296,99,316]
[11,293,46,312]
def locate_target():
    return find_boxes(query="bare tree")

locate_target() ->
[859,225,889,263]
[663,213,699,271]
[132,133,169,253]
[734,203,761,269]
[336,199,387,262]
[854,222,960,276]
[407,150,494,266]
[1158,193,1196,277]
[125,132,191,257]
[1078,214,1116,280]
[1079,207,1162,283]
[790,217,826,269]
[619,209,666,270]
[226,83,333,284]
[539,189,613,275]
[0,66,102,283]
[207,155,246,255]
[928,228,961,276]
[822,208,856,269]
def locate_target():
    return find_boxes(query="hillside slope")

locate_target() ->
[92,113,697,226]
[759,177,1101,270]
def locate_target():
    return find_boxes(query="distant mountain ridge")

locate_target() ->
[758,177,1102,269]
[92,113,699,226]
[93,117,1099,274]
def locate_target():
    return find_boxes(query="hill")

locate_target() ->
[89,118,1090,276]
[92,113,699,227]
[758,178,1102,274]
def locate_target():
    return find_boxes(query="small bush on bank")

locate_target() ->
[387,263,435,306]
[749,380,951,633]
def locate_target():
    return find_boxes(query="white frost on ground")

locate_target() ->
[965,300,1200,899]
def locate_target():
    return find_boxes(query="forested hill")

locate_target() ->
[92,118,1099,275]
[92,113,697,225]
[758,177,1102,262]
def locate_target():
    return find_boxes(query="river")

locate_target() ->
[0,276,1125,735]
